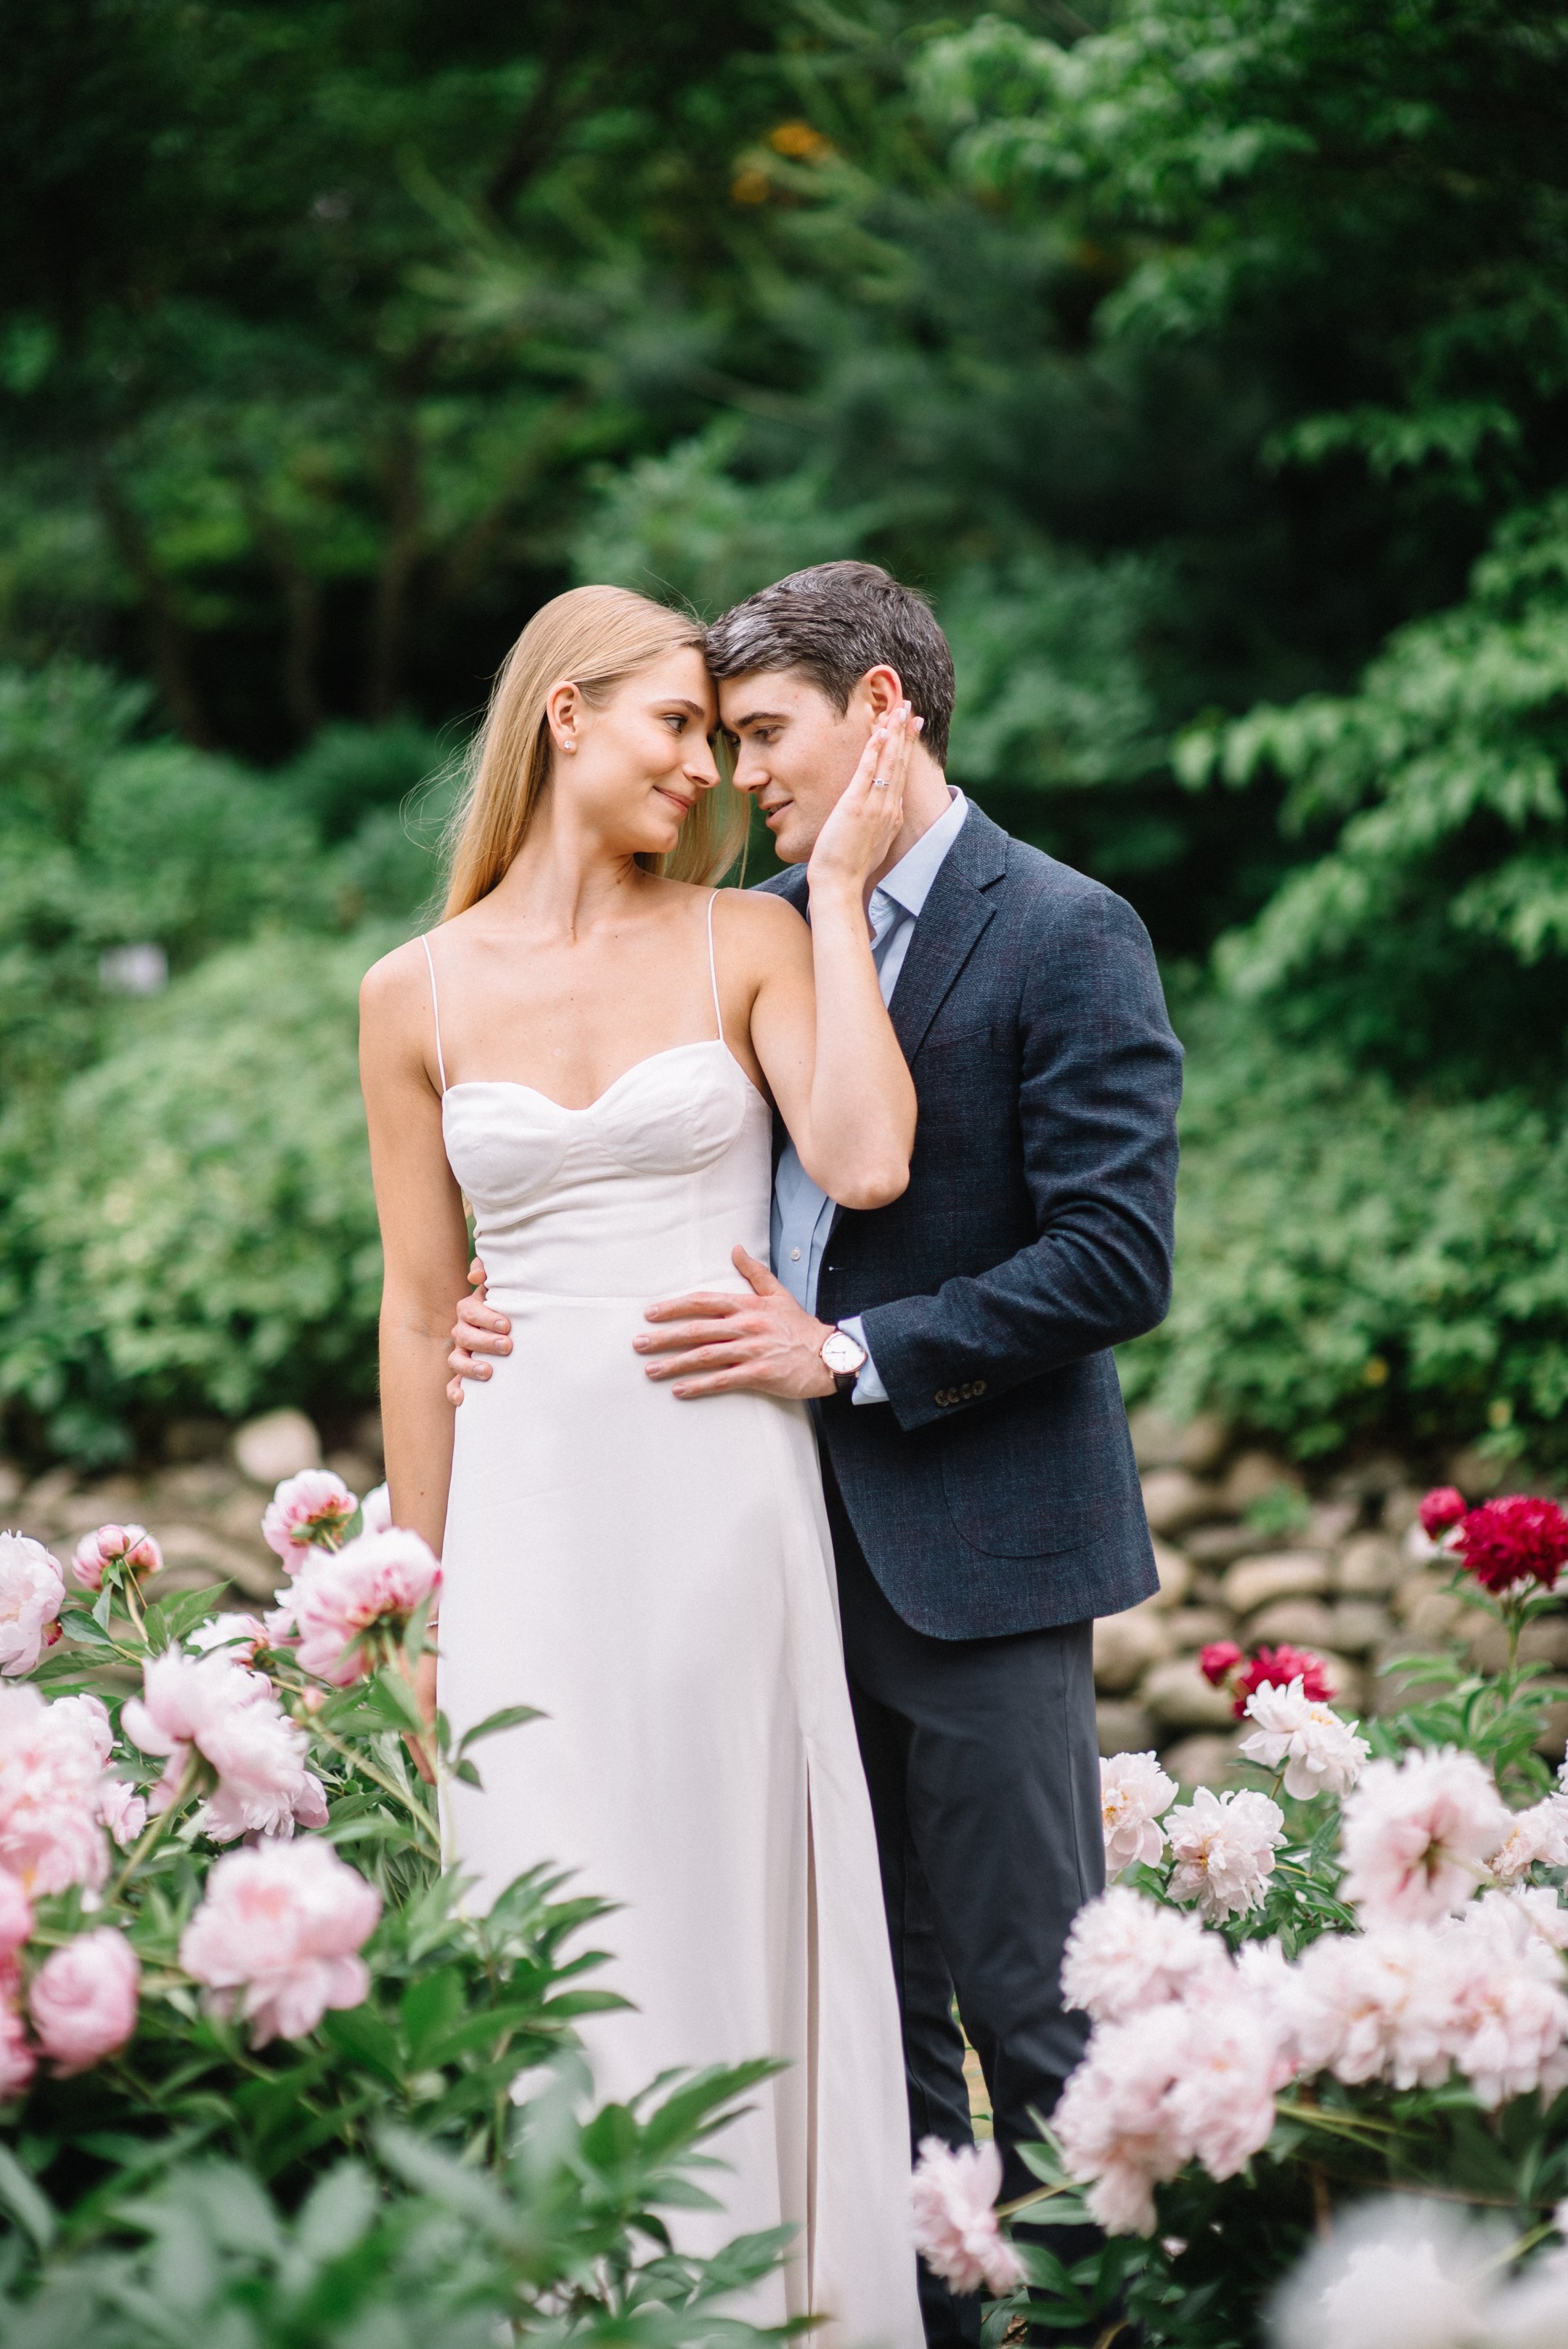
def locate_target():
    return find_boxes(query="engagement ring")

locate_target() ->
[872,776,889,789]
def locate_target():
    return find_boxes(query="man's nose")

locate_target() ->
[726,743,766,794]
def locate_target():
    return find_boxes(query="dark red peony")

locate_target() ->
[1418,1486,1467,1540]
[1451,1494,1568,1596]
[1201,1638,1335,1717]
[1199,1641,1242,1688]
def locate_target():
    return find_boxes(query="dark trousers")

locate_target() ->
[821,1455,1103,2349]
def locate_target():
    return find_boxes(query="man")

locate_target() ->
[451,561,1182,2342]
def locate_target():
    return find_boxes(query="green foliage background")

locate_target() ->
[5,0,1568,1466]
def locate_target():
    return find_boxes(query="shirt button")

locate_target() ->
[790,1247,801,1262]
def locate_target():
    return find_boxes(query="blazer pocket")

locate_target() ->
[919,1019,1005,1058]
[937,1364,1136,1558]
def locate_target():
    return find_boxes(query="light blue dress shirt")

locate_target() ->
[771,788,969,1404]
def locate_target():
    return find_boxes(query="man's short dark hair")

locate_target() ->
[705,560,955,767]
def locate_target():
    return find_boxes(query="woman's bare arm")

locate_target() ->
[359,944,472,1557]
[744,709,918,1210]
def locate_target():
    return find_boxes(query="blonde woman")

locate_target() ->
[359,587,924,2343]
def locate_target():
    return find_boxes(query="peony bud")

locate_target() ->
[0,1872,32,1956]
[1200,1641,1241,1688]
[1418,1486,1468,1540]
[72,1523,161,1591]
[28,1927,140,2075]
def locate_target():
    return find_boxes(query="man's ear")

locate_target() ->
[854,665,905,723]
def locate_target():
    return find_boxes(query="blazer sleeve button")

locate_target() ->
[973,1378,987,1395]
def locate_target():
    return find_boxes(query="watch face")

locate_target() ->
[821,1330,865,1376]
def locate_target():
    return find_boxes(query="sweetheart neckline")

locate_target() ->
[441,1038,767,1117]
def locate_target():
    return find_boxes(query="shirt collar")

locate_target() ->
[872,788,968,920]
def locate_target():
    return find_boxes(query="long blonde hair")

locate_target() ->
[441,586,746,918]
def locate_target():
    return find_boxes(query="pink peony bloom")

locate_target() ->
[180,1839,380,2046]
[1239,1678,1371,1800]
[1340,1748,1511,1927]
[1199,1641,1241,1688]
[0,1533,65,1676]
[274,1527,441,1687]
[98,1778,147,1850]
[1279,1923,1458,2091]
[122,1650,324,1843]
[0,1686,110,1894]
[1062,1887,1228,2026]
[261,1472,358,1572]
[910,2138,1024,2296]
[1489,1795,1568,1886]
[0,1872,32,1955]
[1166,1787,1284,1923]
[185,1611,269,1662]
[1055,1994,1282,2235]
[70,1522,161,1593]
[1100,1752,1177,1875]
[1418,1487,1468,1540]
[1442,1893,1568,2108]
[0,1964,35,2101]
[359,1482,392,1535]
[1497,1884,1568,1953]
[1273,2198,1506,2349]
[29,1927,139,2075]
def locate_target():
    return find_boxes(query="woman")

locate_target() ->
[359,585,924,2343]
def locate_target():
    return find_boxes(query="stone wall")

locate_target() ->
[5,1406,1561,1788]
[1106,1410,1568,1783]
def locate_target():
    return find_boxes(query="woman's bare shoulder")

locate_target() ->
[714,884,810,949]
[359,934,433,1025]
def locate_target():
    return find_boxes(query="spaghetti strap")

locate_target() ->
[706,888,724,1045]
[420,934,448,1095]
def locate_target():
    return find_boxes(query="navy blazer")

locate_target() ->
[758,803,1182,1639]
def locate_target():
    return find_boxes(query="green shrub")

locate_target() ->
[1121,994,1568,1463]
[0,932,388,1460]
[0,662,330,1103]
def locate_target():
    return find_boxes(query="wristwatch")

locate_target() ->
[820,1324,869,1397]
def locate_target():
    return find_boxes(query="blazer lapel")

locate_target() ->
[888,808,1004,1061]
[750,808,1006,1062]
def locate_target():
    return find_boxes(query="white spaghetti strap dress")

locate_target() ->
[425,897,922,2346]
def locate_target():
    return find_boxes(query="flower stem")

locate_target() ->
[303,1722,440,1852]
[108,1755,200,1898]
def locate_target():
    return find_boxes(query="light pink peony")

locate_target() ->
[359,1482,392,1535]
[122,1650,325,1843]
[185,1611,269,1661]
[1055,1993,1282,2235]
[261,1471,357,1572]
[1278,1924,1458,2091]
[29,1927,140,2075]
[70,1522,161,1593]
[1061,1887,1229,2026]
[1488,1794,1568,1885]
[273,1527,441,1687]
[0,1533,65,1676]
[0,1686,110,1893]
[910,2138,1024,2296]
[1238,1678,1371,1801]
[1101,1751,1177,1875]
[180,1839,380,2046]
[1497,1884,1568,1953]
[0,1872,32,1955]
[1166,1786,1284,1923]
[0,1964,35,2101]
[1441,1893,1568,2108]
[98,1778,147,1850]
[1272,2197,1506,2349]
[1340,1748,1511,1926]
